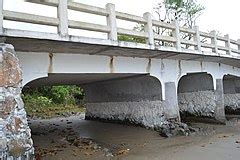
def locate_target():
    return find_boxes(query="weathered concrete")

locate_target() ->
[84,75,168,128]
[164,82,180,120]
[0,44,34,159]
[83,75,162,103]
[214,79,226,121]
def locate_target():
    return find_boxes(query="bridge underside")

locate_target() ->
[25,73,145,87]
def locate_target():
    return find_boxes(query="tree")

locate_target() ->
[154,0,205,47]
[154,0,205,29]
[118,0,205,48]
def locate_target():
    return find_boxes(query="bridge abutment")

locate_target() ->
[0,44,34,159]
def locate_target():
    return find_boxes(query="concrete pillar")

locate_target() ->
[164,82,180,120]
[0,44,34,159]
[214,79,226,121]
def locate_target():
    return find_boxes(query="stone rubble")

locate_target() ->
[224,94,240,114]
[85,100,167,129]
[0,44,34,160]
[86,101,191,137]
[178,90,216,117]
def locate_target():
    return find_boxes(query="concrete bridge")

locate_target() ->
[1,0,240,159]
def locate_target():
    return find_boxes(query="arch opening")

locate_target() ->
[223,75,240,115]
[177,72,215,121]
[23,73,166,157]
[23,73,164,127]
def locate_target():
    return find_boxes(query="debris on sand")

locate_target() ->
[156,120,191,137]
[116,149,130,155]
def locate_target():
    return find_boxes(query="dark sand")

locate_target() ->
[29,115,240,160]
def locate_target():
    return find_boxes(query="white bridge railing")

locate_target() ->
[0,0,240,56]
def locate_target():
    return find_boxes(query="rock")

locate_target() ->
[8,139,26,157]
[0,44,34,158]
[178,91,216,117]
[157,120,191,137]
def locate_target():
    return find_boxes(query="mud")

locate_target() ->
[29,114,240,160]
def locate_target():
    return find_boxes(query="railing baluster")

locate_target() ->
[224,34,231,55]
[106,3,117,41]
[237,39,240,54]
[58,0,68,36]
[0,0,3,34]
[143,12,154,48]
[210,30,218,54]
[193,26,201,52]
[172,20,181,51]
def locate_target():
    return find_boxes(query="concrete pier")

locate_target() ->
[214,79,226,121]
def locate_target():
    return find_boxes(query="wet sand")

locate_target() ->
[29,115,240,160]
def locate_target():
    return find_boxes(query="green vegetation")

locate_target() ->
[22,85,85,119]
[157,0,205,28]
[118,0,205,47]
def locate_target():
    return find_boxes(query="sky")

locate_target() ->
[3,0,240,40]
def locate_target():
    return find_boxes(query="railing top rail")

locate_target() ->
[25,0,58,7]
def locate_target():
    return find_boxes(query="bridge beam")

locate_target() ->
[0,44,34,159]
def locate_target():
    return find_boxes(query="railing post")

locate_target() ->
[172,20,181,51]
[224,34,231,55]
[210,30,218,54]
[143,12,154,48]
[106,3,117,41]
[58,0,68,36]
[193,26,201,52]
[237,39,240,52]
[0,0,3,34]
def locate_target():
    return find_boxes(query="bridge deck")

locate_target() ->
[0,0,240,67]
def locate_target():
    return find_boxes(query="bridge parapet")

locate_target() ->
[0,0,240,59]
